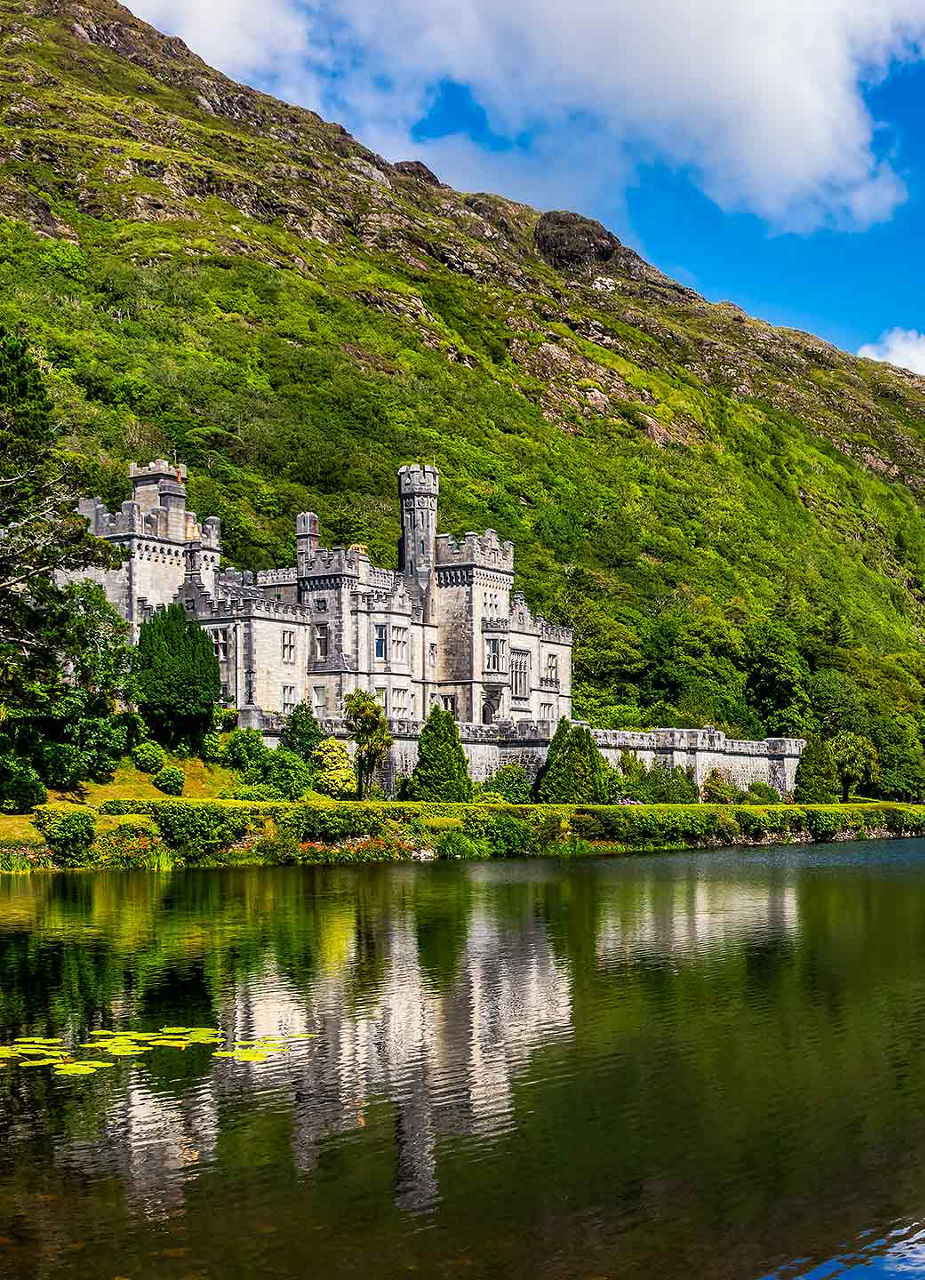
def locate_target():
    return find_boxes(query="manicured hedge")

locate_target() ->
[30,798,925,869]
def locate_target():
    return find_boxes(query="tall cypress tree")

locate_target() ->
[406,705,472,801]
[537,724,603,803]
[135,603,220,747]
[532,716,571,800]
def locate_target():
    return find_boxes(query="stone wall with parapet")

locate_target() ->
[244,711,805,797]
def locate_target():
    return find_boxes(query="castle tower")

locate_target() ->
[398,463,439,584]
[296,511,320,576]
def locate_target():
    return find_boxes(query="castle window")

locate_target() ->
[391,626,409,662]
[392,687,409,716]
[315,624,329,661]
[429,642,437,668]
[441,694,457,717]
[211,628,229,663]
[511,650,530,699]
[540,702,554,720]
[546,654,558,684]
[485,637,505,673]
[374,624,387,660]
[375,686,387,709]
[281,684,297,714]
[312,685,328,717]
[281,630,295,663]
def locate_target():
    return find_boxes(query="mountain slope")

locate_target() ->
[5,0,925,740]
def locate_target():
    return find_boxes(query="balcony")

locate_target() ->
[481,616,510,632]
[540,675,560,690]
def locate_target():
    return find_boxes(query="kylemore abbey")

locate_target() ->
[74,460,803,793]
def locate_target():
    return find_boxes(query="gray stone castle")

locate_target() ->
[78,459,574,728]
[76,459,804,794]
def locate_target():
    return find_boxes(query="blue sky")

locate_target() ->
[130,0,925,369]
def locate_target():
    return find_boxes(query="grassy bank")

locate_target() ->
[6,798,925,872]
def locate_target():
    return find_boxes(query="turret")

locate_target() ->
[130,459,187,514]
[398,463,439,583]
[296,512,320,575]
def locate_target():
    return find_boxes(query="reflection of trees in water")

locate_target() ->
[8,858,925,1276]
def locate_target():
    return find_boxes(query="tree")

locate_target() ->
[0,328,114,694]
[829,731,880,803]
[280,700,324,763]
[532,717,572,800]
[807,669,869,738]
[483,763,532,805]
[344,690,393,798]
[135,604,220,748]
[793,736,839,803]
[312,737,357,799]
[405,704,472,801]
[536,725,609,804]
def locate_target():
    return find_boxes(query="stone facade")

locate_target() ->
[74,459,804,796]
[75,459,573,726]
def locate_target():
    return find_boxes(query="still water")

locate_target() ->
[4,844,925,1278]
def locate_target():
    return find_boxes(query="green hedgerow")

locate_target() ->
[132,740,166,774]
[153,765,185,796]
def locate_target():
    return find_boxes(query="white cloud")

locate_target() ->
[859,327,925,373]
[125,0,925,233]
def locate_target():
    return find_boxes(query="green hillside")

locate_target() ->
[5,0,925,764]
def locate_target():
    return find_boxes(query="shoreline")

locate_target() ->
[4,799,925,873]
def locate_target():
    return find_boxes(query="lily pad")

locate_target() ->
[54,1064,96,1076]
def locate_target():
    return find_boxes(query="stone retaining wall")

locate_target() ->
[243,709,805,797]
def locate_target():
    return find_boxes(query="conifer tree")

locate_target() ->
[536,724,608,804]
[793,736,839,803]
[406,705,472,801]
[532,717,571,800]
[280,699,324,762]
[135,604,220,747]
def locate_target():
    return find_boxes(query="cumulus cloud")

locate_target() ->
[858,327,925,373]
[126,0,925,232]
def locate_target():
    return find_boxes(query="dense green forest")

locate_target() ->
[6,0,925,792]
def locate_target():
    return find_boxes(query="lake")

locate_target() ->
[3,843,925,1278]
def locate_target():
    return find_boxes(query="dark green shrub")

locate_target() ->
[153,765,185,796]
[135,604,220,748]
[245,747,313,800]
[132,740,166,774]
[39,742,85,790]
[279,700,324,762]
[462,810,535,858]
[31,804,96,865]
[484,763,533,805]
[214,707,238,733]
[794,737,839,803]
[0,753,48,813]
[221,727,268,771]
[739,780,780,804]
[144,799,263,859]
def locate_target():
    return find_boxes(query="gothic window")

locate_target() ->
[375,686,387,709]
[211,628,229,663]
[281,630,295,663]
[392,626,409,662]
[374,624,387,660]
[546,653,558,683]
[315,624,329,661]
[281,684,297,714]
[429,642,438,668]
[485,637,505,673]
[540,702,554,720]
[441,694,457,717]
[392,687,409,716]
[314,597,328,611]
[312,685,328,717]
[511,650,530,699]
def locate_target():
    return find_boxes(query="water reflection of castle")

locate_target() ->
[47,871,799,1215]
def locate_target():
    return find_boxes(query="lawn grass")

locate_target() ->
[0,814,46,846]
[53,757,241,807]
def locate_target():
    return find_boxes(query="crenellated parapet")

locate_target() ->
[436,528,515,574]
